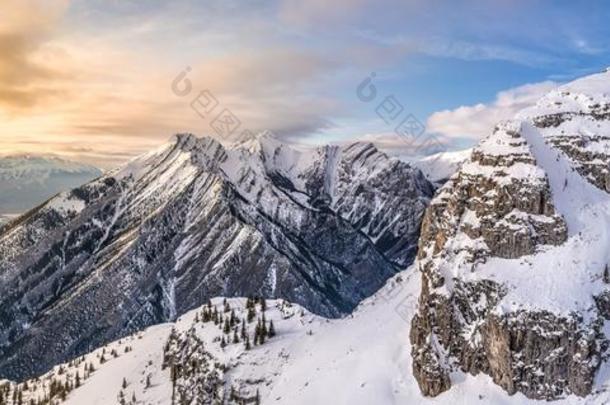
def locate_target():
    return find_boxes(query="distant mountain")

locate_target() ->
[0,134,433,381]
[414,148,471,183]
[0,155,102,216]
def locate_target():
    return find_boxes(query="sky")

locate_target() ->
[1,0,610,168]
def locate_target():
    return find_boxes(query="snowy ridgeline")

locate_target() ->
[414,148,472,183]
[3,272,610,405]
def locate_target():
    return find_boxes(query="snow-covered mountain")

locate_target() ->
[414,148,472,183]
[0,133,433,382]
[411,69,610,400]
[0,155,102,217]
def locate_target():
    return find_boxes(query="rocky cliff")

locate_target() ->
[411,70,610,400]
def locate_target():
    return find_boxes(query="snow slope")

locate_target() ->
[4,270,610,404]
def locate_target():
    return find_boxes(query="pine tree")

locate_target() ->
[245,336,251,351]
[230,309,236,327]
[254,324,260,345]
[122,377,128,389]
[146,374,151,389]
[220,336,226,348]
[75,372,81,388]
[260,298,267,312]
[213,307,219,324]
[223,319,231,334]
[132,392,137,403]
[604,264,610,284]
[247,306,256,323]
[224,299,231,313]
[268,320,276,338]
[240,319,247,340]
[233,329,239,344]
[261,314,268,336]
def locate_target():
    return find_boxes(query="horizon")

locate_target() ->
[2,0,610,169]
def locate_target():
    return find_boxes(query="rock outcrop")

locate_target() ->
[410,126,602,399]
[411,70,610,400]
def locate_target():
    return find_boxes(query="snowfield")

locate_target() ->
[3,270,610,404]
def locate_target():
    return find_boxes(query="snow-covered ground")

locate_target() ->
[4,269,610,404]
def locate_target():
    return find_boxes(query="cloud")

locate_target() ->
[0,0,70,109]
[426,81,558,141]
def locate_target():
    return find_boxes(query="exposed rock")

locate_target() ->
[409,120,606,400]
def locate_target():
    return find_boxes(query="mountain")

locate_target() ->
[0,134,434,381]
[414,148,472,183]
[411,70,610,400]
[0,155,102,217]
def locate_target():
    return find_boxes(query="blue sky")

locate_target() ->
[1,0,610,166]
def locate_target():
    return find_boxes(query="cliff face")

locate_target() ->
[411,70,610,400]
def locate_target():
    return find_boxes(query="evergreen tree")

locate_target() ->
[220,336,227,349]
[240,320,247,340]
[268,320,276,338]
[245,336,251,351]
[233,329,239,344]
[247,306,256,323]
[260,298,267,312]
[122,377,128,389]
[223,319,231,334]
[230,309,236,327]
[254,324,260,345]
[213,307,219,324]
[261,314,268,336]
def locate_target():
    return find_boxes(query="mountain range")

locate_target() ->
[0,155,101,218]
[2,70,610,404]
